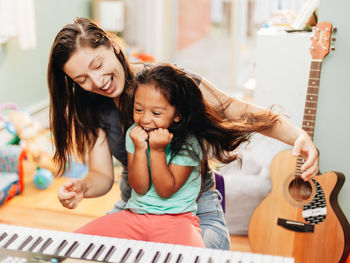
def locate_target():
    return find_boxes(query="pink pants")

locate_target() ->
[75,210,205,247]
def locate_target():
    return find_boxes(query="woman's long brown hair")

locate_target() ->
[47,17,133,175]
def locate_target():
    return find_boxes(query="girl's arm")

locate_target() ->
[149,128,193,198]
[199,77,319,180]
[127,126,150,194]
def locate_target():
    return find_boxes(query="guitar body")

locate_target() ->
[249,149,350,263]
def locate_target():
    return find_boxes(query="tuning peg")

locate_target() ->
[332,37,336,42]
[333,27,338,32]
[331,46,335,51]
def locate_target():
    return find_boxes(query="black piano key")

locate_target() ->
[39,238,53,253]
[163,252,172,263]
[29,236,43,252]
[65,240,79,257]
[81,243,95,259]
[176,254,183,263]
[55,239,68,255]
[92,244,105,261]
[0,232,8,242]
[120,247,132,263]
[134,249,144,263]
[151,251,160,263]
[3,233,18,248]
[18,235,33,250]
[194,255,200,263]
[103,245,116,262]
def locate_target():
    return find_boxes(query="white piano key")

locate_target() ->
[123,239,146,263]
[207,248,224,263]
[151,242,176,263]
[250,253,265,262]
[137,241,158,263]
[262,254,276,263]
[39,230,68,255]
[102,236,131,263]
[272,255,285,263]
[186,246,207,263]
[57,231,83,257]
[176,244,194,262]
[221,250,242,263]
[0,226,20,248]
[69,233,97,259]
[94,235,119,262]
[166,243,188,263]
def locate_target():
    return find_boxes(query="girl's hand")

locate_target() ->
[292,133,319,181]
[130,126,148,151]
[57,179,85,209]
[149,128,173,151]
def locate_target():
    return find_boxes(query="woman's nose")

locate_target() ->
[90,72,103,88]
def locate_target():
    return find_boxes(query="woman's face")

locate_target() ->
[63,45,125,99]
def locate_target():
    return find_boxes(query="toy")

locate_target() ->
[0,145,26,205]
[6,106,58,174]
[34,168,54,189]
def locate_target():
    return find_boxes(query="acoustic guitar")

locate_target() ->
[248,22,350,263]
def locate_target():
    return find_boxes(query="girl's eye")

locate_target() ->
[96,62,102,69]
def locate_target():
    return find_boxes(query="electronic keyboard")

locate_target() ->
[0,224,294,263]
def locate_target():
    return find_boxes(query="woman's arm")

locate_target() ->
[81,128,115,198]
[199,77,319,180]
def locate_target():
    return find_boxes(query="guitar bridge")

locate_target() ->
[277,218,314,233]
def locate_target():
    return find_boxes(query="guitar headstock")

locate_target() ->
[310,22,336,60]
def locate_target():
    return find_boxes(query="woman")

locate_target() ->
[48,17,319,250]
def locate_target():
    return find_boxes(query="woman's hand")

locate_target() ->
[149,128,173,151]
[57,179,85,209]
[292,133,319,181]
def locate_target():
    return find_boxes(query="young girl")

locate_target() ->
[74,63,280,246]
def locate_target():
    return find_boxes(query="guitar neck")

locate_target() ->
[302,60,322,140]
[295,60,322,175]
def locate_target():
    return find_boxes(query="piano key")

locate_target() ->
[3,233,18,248]
[150,242,175,263]
[0,224,295,263]
[137,241,158,263]
[69,233,97,259]
[0,226,20,247]
[93,235,118,262]
[221,250,242,263]
[123,239,146,263]
[101,236,131,263]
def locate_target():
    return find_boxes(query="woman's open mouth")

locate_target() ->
[100,76,114,93]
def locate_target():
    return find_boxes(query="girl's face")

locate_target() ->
[63,45,125,100]
[133,84,180,133]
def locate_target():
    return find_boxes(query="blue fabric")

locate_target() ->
[197,189,230,250]
[125,124,202,215]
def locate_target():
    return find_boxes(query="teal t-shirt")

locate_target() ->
[125,124,202,215]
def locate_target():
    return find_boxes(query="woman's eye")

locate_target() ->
[153,112,161,116]
[96,62,102,69]
[134,108,142,113]
[78,77,87,84]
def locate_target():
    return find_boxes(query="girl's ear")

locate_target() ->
[174,114,182,123]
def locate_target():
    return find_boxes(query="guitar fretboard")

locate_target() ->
[295,60,322,175]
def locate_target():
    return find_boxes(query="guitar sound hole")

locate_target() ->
[288,177,312,201]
